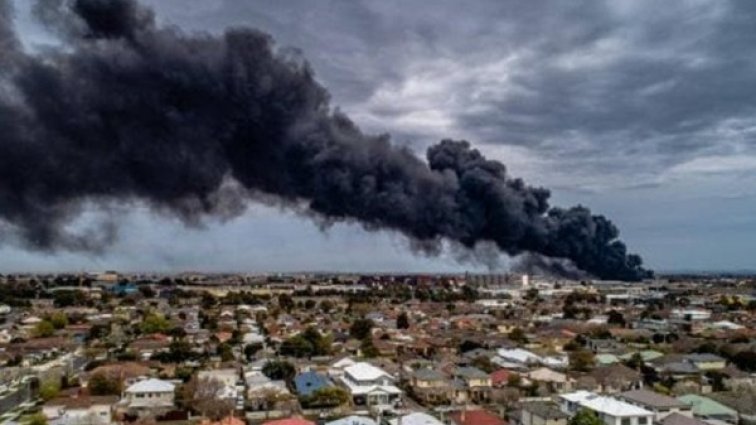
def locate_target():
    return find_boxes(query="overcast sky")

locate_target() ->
[3,0,756,274]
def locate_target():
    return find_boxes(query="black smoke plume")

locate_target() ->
[0,0,652,281]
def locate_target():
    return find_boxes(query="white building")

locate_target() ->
[388,412,444,425]
[339,362,402,407]
[495,348,542,368]
[43,396,117,425]
[560,391,654,425]
[120,378,175,415]
[326,416,378,425]
[670,309,711,321]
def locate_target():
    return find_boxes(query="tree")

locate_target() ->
[39,379,61,401]
[300,387,350,408]
[218,342,234,362]
[50,312,68,330]
[33,320,55,338]
[471,356,496,373]
[88,372,122,395]
[350,318,374,340]
[201,292,217,309]
[87,324,109,341]
[569,350,596,372]
[182,376,234,420]
[280,335,315,358]
[396,311,410,329]
[278,294,294,312]
[508,327,528,344]
[607,310,626,327]
[524,288,540,301]
[360,338,379,358]
[244,343,263,360]
[625,352,644,370]
[24,413,47,425]
[262,360,296,382]
[140,313,171,334]
[569,409,603,425]
[138,286,156,298]
[319,300,334,313]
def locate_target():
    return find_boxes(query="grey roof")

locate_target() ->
[661,413,710,425]
[685,353,726,363]
[620,389,689,409]
[455,366,489,379]
[660,361,699,374]
[522,402,570,420]
[412,368,446,381]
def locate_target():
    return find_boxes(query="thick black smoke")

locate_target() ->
[0,0,651,281]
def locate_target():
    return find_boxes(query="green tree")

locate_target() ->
[244,343,263,360]
[33,320,55,338]
[319,300,334,313]
[396,311,410,329]
[39,380,61,401]
[50,312,68,330]
[607,310,626,327]
[153,339,195,363]
[569,409,603,425]
[88,372,122,395]
[360,338,379,358]
[140,313,171,334]
[278,294,294,312]
[471,356,496,374]
[569,350,596,372]
[350,318,374,340]
[508,327,528,344]
[24,413,47,425]
[300,387,350,408]
[218,342,234,362]
[280,335,314,358]
[262,360,296,382]
[201,292,217,309]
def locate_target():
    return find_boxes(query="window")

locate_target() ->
[621,418,631,425]
[639,418,648,425]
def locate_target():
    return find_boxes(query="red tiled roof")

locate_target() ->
[449,409,506,425]
[490,369,514,387]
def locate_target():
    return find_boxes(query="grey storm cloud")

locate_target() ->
[142,0,756,179]
[0,0,652,280]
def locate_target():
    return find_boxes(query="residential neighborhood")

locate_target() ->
[0,272,753,425]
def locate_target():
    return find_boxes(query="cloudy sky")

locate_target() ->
[3,0,756,273]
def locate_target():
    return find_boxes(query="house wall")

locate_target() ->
[127,391,174,407]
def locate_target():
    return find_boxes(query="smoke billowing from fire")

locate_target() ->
[0,0,651,281]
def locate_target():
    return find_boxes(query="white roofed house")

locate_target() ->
[43,396,118,425]
[118,378,176,417]
[494,348,542,369]
[338,362,402,408]
[559,391,654,425]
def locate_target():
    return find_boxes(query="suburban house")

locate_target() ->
[338,362,402,407]
[618,389,692,421]
[453,367,492,403]
[525,367,574,393]
[43,396,118,425]
[448,408,506,425]
[410,369,452,405]
[119,378,176,417]
[520,402,569,425]
[676,395,738,425]
[559,391,654,425]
